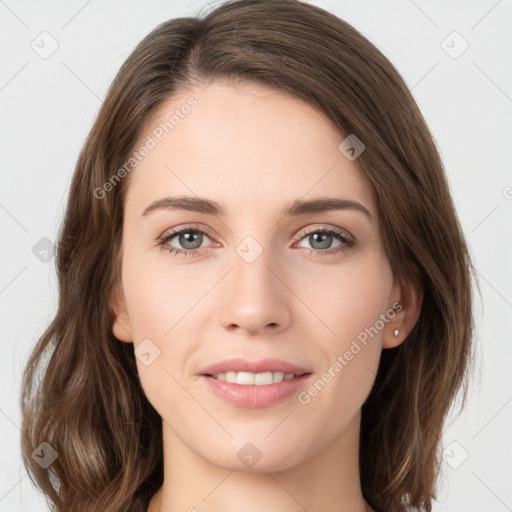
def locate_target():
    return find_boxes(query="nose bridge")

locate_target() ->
[218,233,291,333]
[234,236,275,294]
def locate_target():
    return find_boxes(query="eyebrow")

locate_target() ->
[141,195,374,222]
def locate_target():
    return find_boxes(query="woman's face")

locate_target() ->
[112,81,410,472]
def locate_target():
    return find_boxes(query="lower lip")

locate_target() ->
[199,374,312,408]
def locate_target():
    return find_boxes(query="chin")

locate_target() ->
[201,438,308,474]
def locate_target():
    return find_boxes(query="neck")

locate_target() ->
[148,410,372,512]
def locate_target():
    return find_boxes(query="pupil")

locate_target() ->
[180,232,201,249]
[311,232,331,250]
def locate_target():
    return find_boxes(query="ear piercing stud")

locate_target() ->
[393,329,399,336]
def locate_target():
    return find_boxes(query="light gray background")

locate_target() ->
[1,0,511,510]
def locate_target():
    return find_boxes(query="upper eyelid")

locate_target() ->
[297,224,353,238]
[159,223,216,242]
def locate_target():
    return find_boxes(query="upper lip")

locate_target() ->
[199,357,310,376]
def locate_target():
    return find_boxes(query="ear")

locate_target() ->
[383,276,423,349]
[109,283,133,343]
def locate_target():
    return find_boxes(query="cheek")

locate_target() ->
[123,278,174,342]
[293,256,392,406]
[120,253,213,390]
[120,261,199,420]
[293,255,393,347]
[121,247,200,341]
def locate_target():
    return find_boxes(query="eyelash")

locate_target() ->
[157,224,355,258]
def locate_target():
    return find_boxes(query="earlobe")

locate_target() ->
[110,285,133,343]
[383,279,423,349]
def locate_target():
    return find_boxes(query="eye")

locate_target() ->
[293,226,355,257]
[158,225,216,258]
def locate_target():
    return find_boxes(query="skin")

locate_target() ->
[111,81,422,512]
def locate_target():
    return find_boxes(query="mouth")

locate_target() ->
[197,357,312,407]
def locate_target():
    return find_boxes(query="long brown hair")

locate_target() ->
[20,1,478,510]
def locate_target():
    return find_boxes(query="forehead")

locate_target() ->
[125,82,377,220]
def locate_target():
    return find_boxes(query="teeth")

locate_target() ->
[212,371,297,385]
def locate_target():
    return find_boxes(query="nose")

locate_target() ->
[218,242,292,336]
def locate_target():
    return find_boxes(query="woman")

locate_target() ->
[20,1,477,511]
